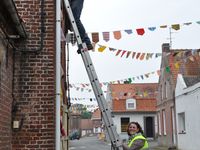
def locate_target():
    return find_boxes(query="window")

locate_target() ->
[121,117,129,132]
[157,111,161,135]
[162,110,166,135]
[178,112,186,134]
[128,103,134,108]
[126,98,136,110]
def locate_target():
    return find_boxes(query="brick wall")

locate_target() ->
[12,0,56,149]
[0,44,13,150]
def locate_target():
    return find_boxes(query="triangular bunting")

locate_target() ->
[109,47,117,51]
[136,52,141,59]
[121,50,126,57]
[124,29,133,34]
[98,45,107,52]
[140,53,145,60]
[126,51,131,58]
[148,27,156,31]
[132,52,136,59]
[115,50,122,56]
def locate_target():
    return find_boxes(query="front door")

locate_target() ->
[144,116,154,138]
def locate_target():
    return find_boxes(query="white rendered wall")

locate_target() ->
[112,112,157,140]
[175,75,200,150]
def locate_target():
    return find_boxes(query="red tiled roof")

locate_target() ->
[91,108,101,120]
[110,83,158,112]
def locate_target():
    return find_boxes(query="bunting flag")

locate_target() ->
[160,25,167,28]
[174,62,180,69]
[132,52,136,59]
[140,53,145,60]
[121,50,126,57]
[136,28,145,35]
[136,53,141,59]
[98,45,107,52]
[183,22,192,25]
[171,24,180,30]
[109,47,117,51]
[124,29,133,34]
[196,21,200,24]
[165,66,171,73]
[92,32,99,43]
[102,32,110,42]
[126,51,131,58]
[148,27,156,31]
[113,31,122,40]
[115,50,122,56]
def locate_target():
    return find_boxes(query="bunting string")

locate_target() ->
[69,48,200,92]
[67,20,200,43]
[97,44,162,60]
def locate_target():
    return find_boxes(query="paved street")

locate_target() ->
[69,135,169,150]
[69,135,111,150]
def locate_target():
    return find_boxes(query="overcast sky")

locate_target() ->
[67,0,200,107]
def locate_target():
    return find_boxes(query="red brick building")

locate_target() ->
[0,0,69,149]
[157,43,200,148]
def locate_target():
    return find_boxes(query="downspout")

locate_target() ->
[55,0,61,149]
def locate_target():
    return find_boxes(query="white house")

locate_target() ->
[106,83,158,141]
[175,74,200,150]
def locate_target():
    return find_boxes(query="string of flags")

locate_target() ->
[69,49,199,102]
[69,69,161,93]
[69,48,200,92]
[70,103,98,110]
[66,21,200,43]
[161,49,200,73]
[97,44,162,60]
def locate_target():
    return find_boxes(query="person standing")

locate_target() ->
[122,122,149,150]
[70,0,93,50]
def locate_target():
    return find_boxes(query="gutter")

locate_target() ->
[2,0,27,38]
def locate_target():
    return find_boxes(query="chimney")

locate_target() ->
[162,43,170,53]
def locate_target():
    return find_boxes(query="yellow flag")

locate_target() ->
[143,91,148,97]
[98,45,107,52]
[174,62,180,69]
[171,24,180,30]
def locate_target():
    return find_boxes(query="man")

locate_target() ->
[70,0,93,50]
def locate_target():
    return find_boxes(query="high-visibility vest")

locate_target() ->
[128,134,149,149]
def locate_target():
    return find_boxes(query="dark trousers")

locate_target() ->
[71,0,91,45]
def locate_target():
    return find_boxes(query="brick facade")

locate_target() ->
[0,42,14,150]
[11,0,56,149]
[1,0,68,149]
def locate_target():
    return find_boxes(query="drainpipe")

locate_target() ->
[55,0,61,149]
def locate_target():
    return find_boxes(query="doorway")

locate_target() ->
[144,116,154,138]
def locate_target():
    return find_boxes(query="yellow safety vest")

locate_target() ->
[128,134,149,149]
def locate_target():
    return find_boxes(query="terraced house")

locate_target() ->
[157,43,200,149]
